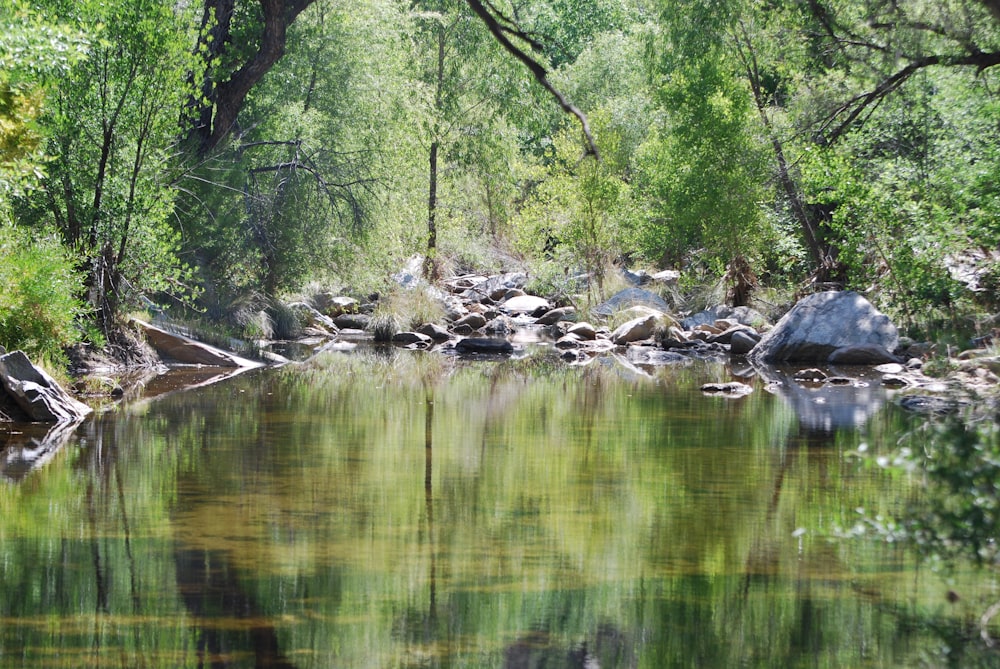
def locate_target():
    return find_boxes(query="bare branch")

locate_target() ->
[465,0,599,159]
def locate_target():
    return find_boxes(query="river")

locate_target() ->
[0,346,996,667]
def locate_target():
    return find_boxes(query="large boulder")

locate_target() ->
[749,291,898,364]
[0,351,92,423]
[611,315,659,345]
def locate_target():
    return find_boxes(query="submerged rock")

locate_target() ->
[700,381,754,397]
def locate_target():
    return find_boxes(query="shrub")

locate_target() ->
[0,225,85,365]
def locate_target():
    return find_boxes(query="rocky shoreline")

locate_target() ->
[2,269,998,426]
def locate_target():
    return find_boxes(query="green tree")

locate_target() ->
[638,0,771,303]
[14,0,202,332]
[0,3,87,201]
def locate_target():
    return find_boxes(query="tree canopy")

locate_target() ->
[1,0,999,355]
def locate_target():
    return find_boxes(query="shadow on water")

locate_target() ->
[173,545,297,669]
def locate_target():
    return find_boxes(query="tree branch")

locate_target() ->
[820,49,1000,143]
[465,0,599,159]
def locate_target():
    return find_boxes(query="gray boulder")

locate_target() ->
[749,291,898,364]
[392,332,433,348]
[333,313,371,330]
[461,272,528,302]
[453,313,488,331]
[729,330,760,355]
[0,351,93,423]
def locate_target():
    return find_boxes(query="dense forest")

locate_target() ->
[1,0,999,367]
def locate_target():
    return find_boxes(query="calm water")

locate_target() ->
[0,346,994,668]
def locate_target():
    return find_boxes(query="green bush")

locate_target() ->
[0,225,85,364]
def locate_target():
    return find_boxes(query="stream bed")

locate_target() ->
[0,345,996,668]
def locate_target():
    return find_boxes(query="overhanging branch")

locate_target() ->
[465,0,599,159]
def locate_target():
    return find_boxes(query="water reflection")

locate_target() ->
[0,350,991,667]
[754,365,887,433]
[0,420,81,482]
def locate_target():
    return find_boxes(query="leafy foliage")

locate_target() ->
[0,225,85,363]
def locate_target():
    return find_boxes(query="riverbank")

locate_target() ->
[56,266,1000,420]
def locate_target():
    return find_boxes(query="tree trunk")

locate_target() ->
[191,0,318,153]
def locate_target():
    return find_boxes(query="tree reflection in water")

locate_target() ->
[850,404,1000,661]
[174,545,297,669]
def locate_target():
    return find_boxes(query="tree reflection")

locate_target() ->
[851,406,1000,658]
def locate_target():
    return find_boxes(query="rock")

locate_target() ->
[874,362,905,374]
[651,269,680,285]
[683,305,769,330]
[288,302,338,334]
[535,306,577,326]
[312,293,358,317]
[700,381,754,397]
[611,315,658,345]
[392,254,425,289]
[443,274,488,293]
[333,313,371,330]
[392,332,432,348]
[555,334,583,349]
[593,288,672,318]
[416,323,451,341]
[623,268,651,285]
[501,295,550,315]
[628,347,689,365]
[134,320,261,368]
[749,291,898,364]
[454,338,514,355]
[461,272,528,302]
[0,351,93,423]
[828,344,900,365]
[729,330,760,355]
[881,374,912,387]
[72,376,124,398]
[823,376,855,386]
[899,395,966,415]
[484,317,514,336]
[453,313,488,331]
[581,338,616,353]
[658,326,693,349]
[794,368,827,381]
[567,322,597,340]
